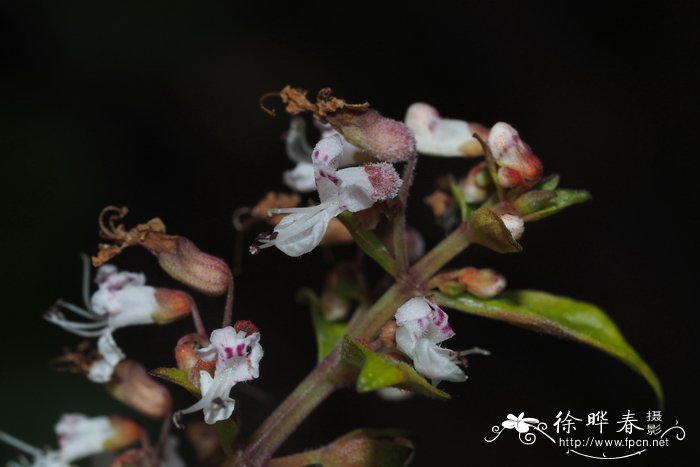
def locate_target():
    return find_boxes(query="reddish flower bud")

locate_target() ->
[488,122,543,187]
[106,360,172,419]
[103,417,143,451]
[458,267,507,299]
[337,109,416,162]
[175,333,216,387]
[156,237,231,296]
[92,207,232,296]
[151,288,194,324]
[234,320,259,335]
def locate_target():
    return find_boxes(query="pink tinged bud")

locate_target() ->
[156,237,231,296]
[175,333,216,387]
[104,417,143,451]
[107,360,173,419]
[405,102,488,157]
[462,162,492,203]
[499,213,525,240]
[488,122,543,185]
[363,163,402,201]
[458,267,507,299]
[338,109,416,162]
[152,288,193,324]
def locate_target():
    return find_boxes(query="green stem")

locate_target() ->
[338,212,395,276]
[239,220,473,464]
[235,349,341,466]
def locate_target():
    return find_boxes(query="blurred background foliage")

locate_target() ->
[0,1,696,465]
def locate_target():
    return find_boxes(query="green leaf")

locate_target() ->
[269,429,414,467]
[338,211,396,275]
[534,173,560,191]
[341,336,450,399]
[435,290,663,405]
[466,207,523,253]
[150,367,201,397]
[521,189,591,221]
[298,289,347,361]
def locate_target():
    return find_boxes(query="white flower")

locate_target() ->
[45,264,162,382]
[499,213,525,240]
[1,415,123,467]
[253,134,401,257]
[176,326,264,425]
[282,118,364,193]
[502,413,540,433]
[405,103,486,157]
[395,297,489,386]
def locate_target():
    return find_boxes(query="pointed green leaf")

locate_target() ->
[467,207,522,253]
[435,290,663,405]
[521,189,591,221]
[534,173,560,191]
[341,336,450,399]
[298,289,347,361]
[150,367,201,397]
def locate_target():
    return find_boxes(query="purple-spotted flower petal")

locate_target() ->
[177,326,264,425]
[394,297,468,386]
[253,134,401,257]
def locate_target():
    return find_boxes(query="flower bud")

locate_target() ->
[93,207,232,296]
[103,417,143,451]
[156,237,231,296]
[499,213,525,240]
[458,267,506,298]
[337,109,416,162]
[363,162,402,201]
[488,122,543,187]
[106,360,172,419]
[175,333,216,387]
[513,190,556,215]
[151,288,194,324]
[462,162,492,204]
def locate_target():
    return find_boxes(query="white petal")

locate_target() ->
[312,135,344,203]
[87,332,125,383]
[285,117,313,164]
[411,339,467,385]
[395,297,432,325]
[55,415,114,463]
[405,103,476,157]
[273,206,336,257]
[502,420,517,429]
[106,286,158,330]
[335,167,375,213]
[283,162,316,193]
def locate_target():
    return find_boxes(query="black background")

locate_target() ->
[0,1,697,466]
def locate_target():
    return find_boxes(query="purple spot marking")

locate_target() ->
[236,343,246,356]
[224,347,234,359]
[323,154,329,162]
[313,150,319,159]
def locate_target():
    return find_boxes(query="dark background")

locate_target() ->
[1,1,697,465]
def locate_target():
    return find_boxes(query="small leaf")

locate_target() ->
[269,429,414,467]
[521,189,591,222]
[342,336,450,399]
[435,290,663,405]
[298,289,347,361]
[466,208,522,253]
[150,367,201,397]
[448,176,470,221]
[534,173,560,191]
[338,211,396,275]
